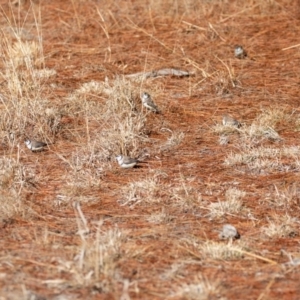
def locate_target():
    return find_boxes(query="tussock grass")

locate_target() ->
[66,142,110,186]
[171,176,202,210]
[119,173,165,207]
[0,156,34,221]
[48,225,127,293]
[64,77,150,159]
[2,1,300,299]
[208,188,245,219]
[264,184,300,208]
[160,130,185,152]
[261,214,298,238]
[214,108,288,142]
[120,173,202,210]
[212,69,237,96]
[55,141,112,205]
[0,156,32,189]
[200,240,245,260]
[147,208,173,224]
[183,236,245,260]
[172,275,222,300]
[241,124,282,142]
[0,24,58,146]
[6,40,44,70]
[225,146,300,172]
[254,108,289,128]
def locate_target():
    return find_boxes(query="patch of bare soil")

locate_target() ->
[0,0,300,299]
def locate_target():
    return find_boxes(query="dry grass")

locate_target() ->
[1,0,300,299]
[261,214,298,238]
[199,240,245,260]
[224,145,300,173]
[208,188,246,219]
[171,276,222,300]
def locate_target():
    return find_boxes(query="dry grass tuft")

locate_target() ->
[171,176,202,210]
[208,188,245,219]
[0,25,59,145]
[200,240,245,260]
[225,146,300,173]
[254,108,290,128]
[1,1,300,298]
[160,130,185,152]
[119,173,165,207]
[0,156,35,221]
[264,184,300,208]
[172,275,222,300]
[63,77,150,159]
[261,214,298,238]
[6,40,43,69]
[48,224,128,293]
[146,208,173,224]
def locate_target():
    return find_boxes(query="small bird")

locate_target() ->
[141,92,160,113]
[116,155,139,168]
[234,45,247,59]
[219,224,240,240]
[222,114,241,128]
[25,139,48,151]
[219,134,229,145]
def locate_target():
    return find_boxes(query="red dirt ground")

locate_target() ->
[1,0,300,299]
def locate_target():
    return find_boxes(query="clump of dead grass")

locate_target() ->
[66,143,110,187]
[64,77,150,159]
[0,155,35,221]
[54,143,112,205]
[183,235,245,261]
[0,26,58,146]
[238,107,291,143]
[170,175,202,210]
[160,130,185,152]
[208,188,245,219]
[225,145,300,173]
[47,225,127,293]
[6,39,44,69]
[214,107,288,144]
[172,275,222,300]
[119,173,166,208]
[261,214,298,238]
[200,240,245,260]
[212,69,236,96]
[264,184,300,208]
[146,208,174,224]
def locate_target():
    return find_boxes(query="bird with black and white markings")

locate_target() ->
[141,92,160,113]
[234,45,247,59]
[222,114,241,128]
[116,155,139,169]
[25,139,48,152]
[219,224,240,240]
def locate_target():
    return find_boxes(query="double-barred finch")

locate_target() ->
[141,92,160,113]
[222,114,241,128]
[116,155,139,168]
[25,139,48,151]
[234,45,247,59]
[219,224,240,240]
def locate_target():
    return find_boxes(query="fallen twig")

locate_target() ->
[125,68,193,80]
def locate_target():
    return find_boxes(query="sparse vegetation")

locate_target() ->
[208,188,246,219]
[1,0,300,299]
